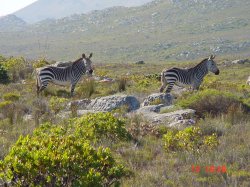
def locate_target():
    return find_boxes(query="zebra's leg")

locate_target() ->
[70,84,76,97]
[165,82,175,93]
[160,72,167,92]
[160,82,167,93]
[37,82,49,96]
[36,77,40,96]
[192,82,201,91]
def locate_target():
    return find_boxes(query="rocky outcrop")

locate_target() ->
[141,93,173,107]
[231,59,249,64]
[89,95,140,112]
[64,93,195,129]
[136,104,196,129]
[68,94,140,112]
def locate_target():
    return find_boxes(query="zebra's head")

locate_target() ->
[82,53,94,75]
[206,55,220,75]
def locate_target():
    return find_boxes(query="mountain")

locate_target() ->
[14,0,154,23]
[0,15,26,31]
[0,0,249,62]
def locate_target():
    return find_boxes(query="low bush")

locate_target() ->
[49,96,68,115]
[32,58,50,69]
[73,112,132,143]
[0,64,9,84]
[177,89,250,118]
[117,77,127,92]
[0,113,133,186]
[163,126,219,153]
[3,93,20,102]
[76,79,96,98]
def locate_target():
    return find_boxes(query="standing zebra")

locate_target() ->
[160,55,220,93]
[36,53,94,97]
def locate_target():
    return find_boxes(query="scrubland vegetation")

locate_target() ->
[0,55,250,186]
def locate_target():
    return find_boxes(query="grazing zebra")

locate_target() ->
[160,55,220,93]
[36,53,94,97]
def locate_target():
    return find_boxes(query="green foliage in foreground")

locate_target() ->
[163,126,219,153]
[0,113,131,186]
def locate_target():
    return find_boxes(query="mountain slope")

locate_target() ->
[1,0,250,62]
[14,0,153,23]
[0,15,26,31]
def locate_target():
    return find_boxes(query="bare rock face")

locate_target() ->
[136,104,196,129]
[141,93,173,107]
[68,95,140,112]
[89,95,140,112]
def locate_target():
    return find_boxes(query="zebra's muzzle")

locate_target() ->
[88,69,93,74]
[215,70,220,75]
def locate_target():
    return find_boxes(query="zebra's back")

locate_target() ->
[38,66,72,85]
[165,67,194,85]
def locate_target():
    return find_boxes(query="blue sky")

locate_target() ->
[0,0,37,16]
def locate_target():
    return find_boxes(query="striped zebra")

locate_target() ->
[160,55,220,93]
[36,53,94,97]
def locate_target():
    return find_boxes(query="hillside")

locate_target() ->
[14,0,154,23]
[0,15,26,31]
[0,0,249,62]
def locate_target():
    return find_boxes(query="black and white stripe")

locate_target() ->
[160,55,219,93]
[36,53,93,96]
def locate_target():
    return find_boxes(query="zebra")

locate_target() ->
[36,53,94,97]
[160,55,220,93]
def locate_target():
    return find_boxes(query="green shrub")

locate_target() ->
[117,77,127,92]
[3,93,20,102]
[77,79,96,98]
[2,57,26,81]
[163,126,219,153]
[0,100,16,125]
[32,58,50,69]
[73,112,132,143]
[49,96,68,115]
[0,122,130,186]
[177,89,249,117]
[0,64,9,84]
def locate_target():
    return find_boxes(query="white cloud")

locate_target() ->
[0,0,37,16]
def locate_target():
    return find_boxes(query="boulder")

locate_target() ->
[141,93,173,107]
[231,59,249,64]
[136,107,196,129]
[90,94,140,112]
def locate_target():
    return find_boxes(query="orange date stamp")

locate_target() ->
[191,165,227,173]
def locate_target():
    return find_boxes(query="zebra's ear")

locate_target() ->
[209,55,215,60]
[89,53,93,59]
[82,53,86,58]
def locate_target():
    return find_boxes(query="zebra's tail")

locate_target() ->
[159,70,167,93]
[36,69,41,96]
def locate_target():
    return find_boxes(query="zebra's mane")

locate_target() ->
[186,58,209,71]
[193,58,209,67]
[73,57,83,64]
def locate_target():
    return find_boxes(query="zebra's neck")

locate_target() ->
[191,60,208,79]
[72,60,86,74]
